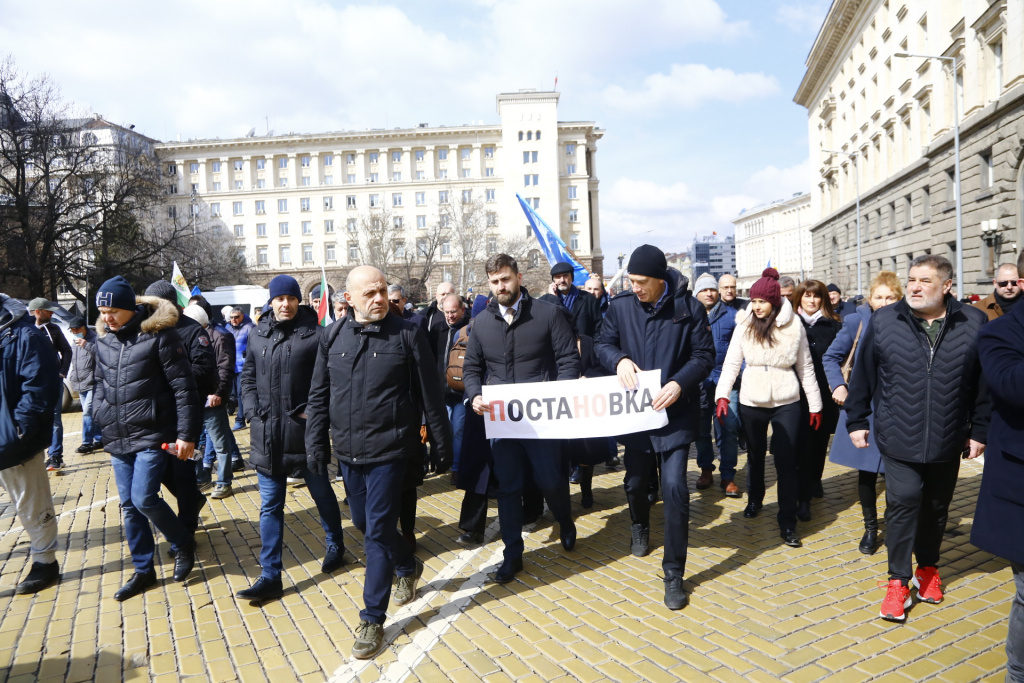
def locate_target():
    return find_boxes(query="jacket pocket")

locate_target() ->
[249,415,267,460]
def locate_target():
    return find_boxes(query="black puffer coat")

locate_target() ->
[240,306,322,476]
[175,315,218,398]
[800,314,842,431]
[846,296,990,463]
[93,297,201,455]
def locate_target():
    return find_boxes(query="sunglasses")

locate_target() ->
[388,298,402,304]
[996,281,1019,287]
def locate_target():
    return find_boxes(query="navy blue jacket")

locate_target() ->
[595,269,715,451]
[972,302,1024,565]
[0,296,59,470]
[705,300,737,386]
[846,296,990,463]
[540,286,602,337]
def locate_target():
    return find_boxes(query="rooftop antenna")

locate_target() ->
[245,127,256,137]
[265,116,269,134]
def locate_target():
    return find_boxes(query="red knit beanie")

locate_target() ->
[749,268,781,307]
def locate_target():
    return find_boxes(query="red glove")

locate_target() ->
[715,398,729,423]
[809,412,822,431]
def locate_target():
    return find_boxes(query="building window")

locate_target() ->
[301,156,310,167]
[323,175,333,185]
[369,152,379,164]
[518,131,523,141]
[992,40,1003,97]
[233,201,243,215]
[437,148,448,161]
[922,186,931,222]
[946,168,956,204]
[212,161,221,173]
[324,154,333,166]
[167,163,178,175]
[301,176,311,186]
[569,209,578,223]
[303,244,313,262]
[324,196,333,210]
[487,236,498,253]
[234,180,242,189]
[348,243,359,261]
[347,195,357,208]
[191,183,199,193]
[347,174,356,184]
[536,131,541,140]
[417,238,429,256]
[302,221,312,235]
[279,178,287,187]
[903,194,912,228]
[416,170,425,180]
[566,143,576,155]
[440,215,450,228]
[439,191,449,204]
[257,247,268,265]
[523,152,530,164]
[461,148,471,160]
[415,192,425,206]
[278,158,288,169]
[234,224,244,238]
[210,203,221,217]
[568,186,577,200]
[888,202,896,233]
[527,131,533,141]
[980,150,994,190]
[189,162,199,174]
[570,233,580,250]
[487,212,496,226]
[325,219,334,233]
[279,222,289,236]
[278,199,287,213]
[532,198,540,209]
[393,172,402,182]
[567,164,576,174]
[280,245,291,263]
[392,151,402,163]
[393,193,403,207]
[257,179,266,189]
[232,160,242,171]
[347,218,357,232]
[462,189,472,204]
[168,184,178,194]
[486,189,496,202]
[395,241,406,258]
[438,169,447,179]
[212,182,221,192]
[256,159,266,170]
[394,216,403,229]
[461,169,470,178]
[417,215,426,229]
[485,168,494,177]
[441,239,451,256]
[370,172,379,183]
[257,223,267,237]
[346,153,355,165]
[484,146,494,158]
[325,243,336,261]
[370,194,381,208]
[300,197,311,212]
[168,206,177,219]
[415,150,425,162]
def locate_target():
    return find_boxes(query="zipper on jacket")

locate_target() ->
[115,343,128,446]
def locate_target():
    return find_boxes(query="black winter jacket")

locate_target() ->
[801,314,843,428]
[306,312,453,468]
[38,321,72,378]
[208,325,236,401]
[175,315,218,398]
[595,268,715,451]
[241,306,322,476]
[437,315,469,399]
[93,297,202,455]
[846,296,990,463]
[462,289,580,402]
[540,286,602,337]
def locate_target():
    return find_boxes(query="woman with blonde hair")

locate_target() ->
[715,269,823,548]
[822,271,902,554]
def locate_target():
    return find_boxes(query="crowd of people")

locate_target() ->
[0,245,1020,675]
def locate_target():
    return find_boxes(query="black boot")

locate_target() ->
[859,507,879,555]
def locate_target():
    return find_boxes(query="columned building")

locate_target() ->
[732,193,813,293]
[795,0,1024,295]
[156,90,604,298]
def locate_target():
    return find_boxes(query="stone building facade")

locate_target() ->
[795,0,1024,295]
[732,193,813,293]
[156,90,604,299]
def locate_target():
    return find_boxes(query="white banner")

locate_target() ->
[481,370,669,440]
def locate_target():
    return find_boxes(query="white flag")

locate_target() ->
[170,262,191,308]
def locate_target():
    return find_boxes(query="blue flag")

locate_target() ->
[190,285,202,297]
[516,193,590,286]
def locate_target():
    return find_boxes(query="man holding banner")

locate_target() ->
[596,244,715,610]
[463,253,581,584]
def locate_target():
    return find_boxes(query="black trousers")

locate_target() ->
[881,455,960,583]
[740,402,801,532]
[623,440,690,578]
[797,422,832,502]
[459,489,544,536]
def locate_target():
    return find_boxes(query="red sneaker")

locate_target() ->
[912,566,943,604]
[879,579,912,622]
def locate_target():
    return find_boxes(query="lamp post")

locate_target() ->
[895,51,963,292]
[821,149,862,293]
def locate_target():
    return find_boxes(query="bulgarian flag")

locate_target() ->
[170,262,192,308]
[316,267,330,326]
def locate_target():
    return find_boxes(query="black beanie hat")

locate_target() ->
[268,275,302,301]
[827,283,841,294]
[627,244,668,281]
[96,276,137,311]
[550,261,574,277]
[144,280,178,305]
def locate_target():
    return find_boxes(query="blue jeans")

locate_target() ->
[111,449,192,573]
[256,467,343,582]
[202,406,239,485]
[696,388,739,481]
[623,441,690,577]
[79,388,102,446]
[50,381,64,457]
[446,397,466,471]
[233,374,246,428]
[491,438,572,565]
[1009,562,1024,683]
[340,459,412,624]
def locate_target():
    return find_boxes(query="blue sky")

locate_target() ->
[1,0,832,268]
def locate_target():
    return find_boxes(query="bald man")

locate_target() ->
[307,266,453,659]
[719,274,747,311]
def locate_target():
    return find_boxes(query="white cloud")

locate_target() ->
[602,64,779,113]
[776,2,831,35]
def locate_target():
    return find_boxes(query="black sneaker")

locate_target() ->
[664,576,688,610]
[16,561,60,594]
[321,544,347,573]
[75,444,93,454]
[236,576,283,603]
[231,459,245,472]
[631,523,650,557]
[114,570,157,601]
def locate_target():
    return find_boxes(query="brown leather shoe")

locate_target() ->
[696,468,714,490]
[722,480,741,497]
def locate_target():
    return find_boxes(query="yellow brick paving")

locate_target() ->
[0,409,1014,682]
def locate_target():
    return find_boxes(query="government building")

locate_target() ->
[156,90,604,298]
[795,0,1023,295]
[732,193,813,293]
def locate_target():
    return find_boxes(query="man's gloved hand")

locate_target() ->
[809,413,822,431]
[306,455,327,478]
[435,448,453,476]
[715,398,729,423]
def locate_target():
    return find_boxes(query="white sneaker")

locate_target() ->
[286,477,303,485]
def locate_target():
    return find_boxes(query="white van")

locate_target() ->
[200,285,270,319]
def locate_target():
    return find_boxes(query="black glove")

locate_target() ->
[435,447,453,476]
[307,455,327,478]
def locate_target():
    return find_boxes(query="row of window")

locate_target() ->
[235,210,500,238]
[208,189,501,217]
[179,167,500,193]
[256,237,457,266]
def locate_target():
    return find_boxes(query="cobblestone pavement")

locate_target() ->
[0,409,1014,682]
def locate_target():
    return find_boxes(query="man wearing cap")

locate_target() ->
[237,274,346,603]
[540,262,601,337]
[28,298,71,470]
[67,317,102,454]
[92,276,202,599]
[595,245,715,610]
[0,293,62,594]
[692,273,741,497]
[828,284,857,320]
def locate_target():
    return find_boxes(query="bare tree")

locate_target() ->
[443,185,493,293]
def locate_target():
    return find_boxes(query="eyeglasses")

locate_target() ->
[996,280,1019,287]
[388,298,402,304]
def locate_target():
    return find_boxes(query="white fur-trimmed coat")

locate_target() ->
[714,299,823,412]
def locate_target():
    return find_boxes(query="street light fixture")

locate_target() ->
[821,148,862,293]
[894,51,963,293]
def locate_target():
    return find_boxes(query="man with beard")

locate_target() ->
[463,254,580,585]
[306,265,452,659]
[540,262,600,337]
[974,263,1021,321]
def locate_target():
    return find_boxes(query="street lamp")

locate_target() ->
[895,51,963,292]
[821,148,862,293]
